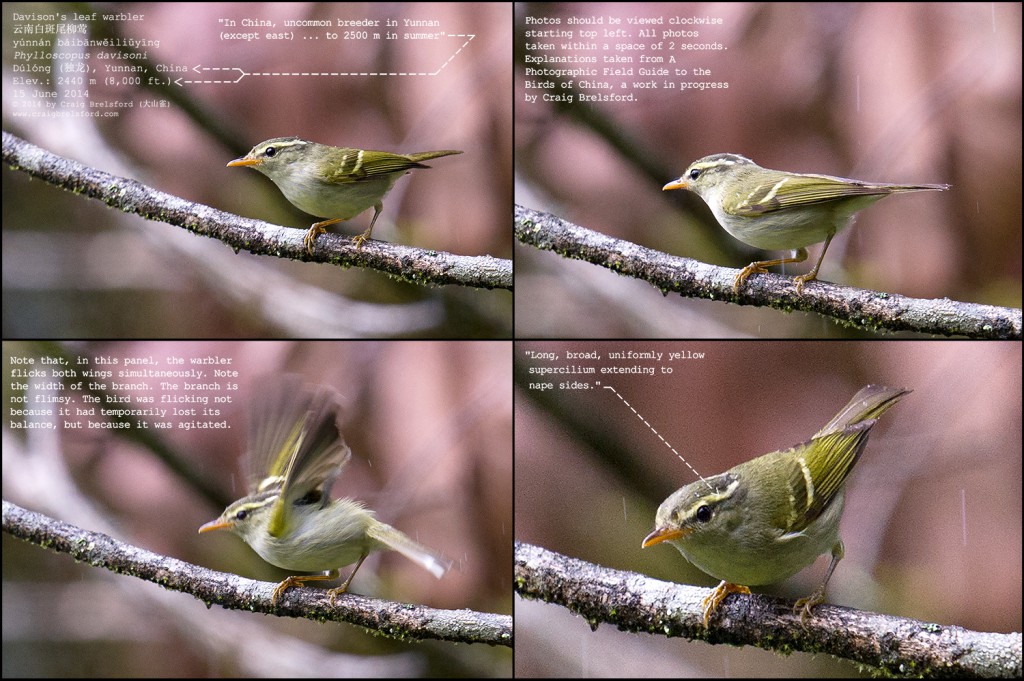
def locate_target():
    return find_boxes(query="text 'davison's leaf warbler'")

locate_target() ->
[228,137,462,253]
[199,376,451,605]
[663,154,948,292]
[642,384,909,627]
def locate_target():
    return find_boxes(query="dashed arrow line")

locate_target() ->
[599,382,713,492]
[176,34,474,85]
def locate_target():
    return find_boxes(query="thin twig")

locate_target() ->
[514,542,1021,677]
[2,131,511,291]
[515,204,1021,339]
[2,501,512,647]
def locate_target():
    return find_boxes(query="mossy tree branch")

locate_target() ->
[515,204,1021,339]
[2,131,511,291]
[515,542,1021,677]
[2,500,512,647]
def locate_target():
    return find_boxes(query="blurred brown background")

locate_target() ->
[3,340,512,676]
[515,340,1022,676]
[2,2,512,338]
[515,2,1022,337]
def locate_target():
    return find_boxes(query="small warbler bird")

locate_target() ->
[643,384,909,627]
[663,154,949,292]
[228,137,462,253]
[199,376,451,604]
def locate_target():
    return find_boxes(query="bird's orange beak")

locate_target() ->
[227,157,262,168]
[198,518,232,534]
[642,526,688,548]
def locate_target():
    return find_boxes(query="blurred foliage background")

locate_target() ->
[3,2,512,338]
[514,340,1021,676]
[3,340,512,676]
[515,2,1022,337]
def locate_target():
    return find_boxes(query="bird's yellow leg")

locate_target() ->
[794,540,844,624]
[305,218,344,254]
[792,234,835,293]
[326,551,369,606]
[701,580,752,627]
[271,569,340,604]
[351,203,384,249]
[734,248,809,292]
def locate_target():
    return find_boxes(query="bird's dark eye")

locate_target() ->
[235,509,248,521]
[688,168,701,181]
[265,146,277,157]
[695,505,712,522]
